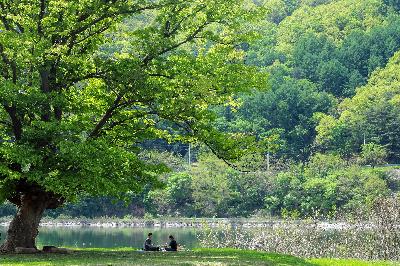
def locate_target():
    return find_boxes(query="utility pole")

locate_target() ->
[267,152,270,172]
[188,143,191,166]
[363,133,366,145]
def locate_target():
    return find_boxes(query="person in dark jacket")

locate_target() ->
[144,233,159,251]
[165,235,178,251]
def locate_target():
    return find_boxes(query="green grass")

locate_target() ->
[0,248,398,266]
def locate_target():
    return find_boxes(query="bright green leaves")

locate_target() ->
[359,143,388,167]
[264,153,391,217]
[316,51,400,159]
[276,0,388,55]
[0,141,41,201]
[123,0,260,61]
[37,138,165,200]
[0,0,265,204]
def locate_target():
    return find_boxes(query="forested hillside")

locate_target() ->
[238,0,400,162]
[1,0,400,219]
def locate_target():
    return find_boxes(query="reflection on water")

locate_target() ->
[0,226,199,249]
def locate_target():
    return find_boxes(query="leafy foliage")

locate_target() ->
[359,143,388,167]
[0,0,265,205]
[231,0,400,164]
[316,51,400,161]
[264,154,391,217]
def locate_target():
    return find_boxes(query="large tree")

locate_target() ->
[0,0,263,252]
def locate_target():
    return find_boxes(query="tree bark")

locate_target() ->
[1,194,48,253]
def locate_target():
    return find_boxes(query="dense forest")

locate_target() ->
[1,0,400,220]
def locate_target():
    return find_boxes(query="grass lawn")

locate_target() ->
[0,248,398,266]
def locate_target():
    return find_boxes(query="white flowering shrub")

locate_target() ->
[197,197,400,260]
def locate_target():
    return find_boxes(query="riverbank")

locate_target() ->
[0,216,354,229]
[0,248,396,266]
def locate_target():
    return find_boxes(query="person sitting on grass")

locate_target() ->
[144,233,160,251]
[164,235,178,251]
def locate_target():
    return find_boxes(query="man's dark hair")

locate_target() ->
[148,233,153,237]
[169,235,174,239]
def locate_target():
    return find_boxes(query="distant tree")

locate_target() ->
[384,0,400,11]
[292,33,336,82]
[146,172,194,217]
[317,59,348,96]
[219,76,336,161]
[359,143,388,167]
[190,154,235,217]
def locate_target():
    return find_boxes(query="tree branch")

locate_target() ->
[0,3,14,32]
[0,43,17,83]
[2,104,22,140]
[37,0,46,35]
[58,3,166,48]
[165,5,207,38]
[203,139,249,173]
[58,71,106,89]
[148,73,175,79]
[88,94,123,138]
[142,21,211,65]
[0,120,10,126]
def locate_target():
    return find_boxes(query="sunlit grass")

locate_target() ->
[309,258,398,266]
[0,248,397,266]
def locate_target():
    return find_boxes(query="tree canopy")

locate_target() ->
[316,50,400,160]
[0,0,264,251]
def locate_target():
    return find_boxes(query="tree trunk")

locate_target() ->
[1,194,47,253]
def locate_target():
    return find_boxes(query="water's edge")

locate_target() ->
[0,218,354,229]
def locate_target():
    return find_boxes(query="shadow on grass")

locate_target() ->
[0,248,319,266]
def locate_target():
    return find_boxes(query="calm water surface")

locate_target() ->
[0,226,200,249]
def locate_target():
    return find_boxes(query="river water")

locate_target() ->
[0,226,200,249]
